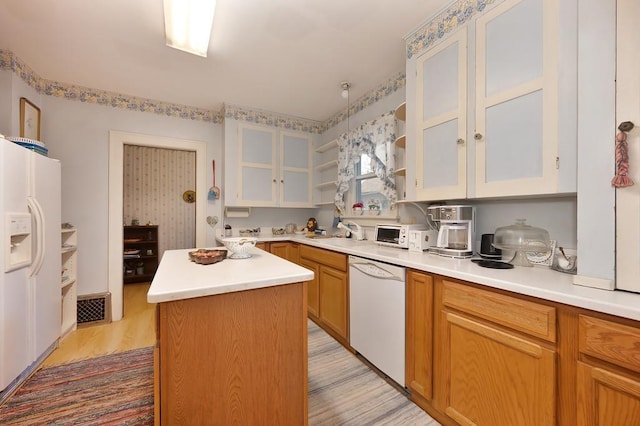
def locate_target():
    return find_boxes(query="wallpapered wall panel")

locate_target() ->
[123,145,196,257]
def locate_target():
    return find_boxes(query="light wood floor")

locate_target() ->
[42,282,156,367]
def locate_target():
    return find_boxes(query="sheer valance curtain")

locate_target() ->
[334,111,398,213]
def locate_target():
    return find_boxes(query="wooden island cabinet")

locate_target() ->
[149,248,312,425]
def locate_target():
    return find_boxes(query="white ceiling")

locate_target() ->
[0,0,450,122]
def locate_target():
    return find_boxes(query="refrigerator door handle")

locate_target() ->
[27,196,45,277]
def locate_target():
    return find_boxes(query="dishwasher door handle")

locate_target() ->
[350,262,404,281]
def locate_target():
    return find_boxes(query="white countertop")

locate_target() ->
[147,247,314,303]
[242,232,640,322]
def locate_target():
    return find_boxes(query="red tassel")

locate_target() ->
[612,131,634,188]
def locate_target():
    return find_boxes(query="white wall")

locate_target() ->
[0,70,13,134]
[42,96,222,296]
[574,0,616,285]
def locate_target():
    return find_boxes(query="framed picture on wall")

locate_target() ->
[20,97,41,141]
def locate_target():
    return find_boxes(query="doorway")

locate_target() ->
[108,131,207,322]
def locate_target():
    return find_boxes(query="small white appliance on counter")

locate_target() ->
[374,223,427,248]
[408,229,438,252]
[0,137,61,401]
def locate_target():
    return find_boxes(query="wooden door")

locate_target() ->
[299,257,320,318]
[319,266,348,341]
[440,312,556,425]
[270,242,290,260]
[406,270,434,401]
[577,362,640,425]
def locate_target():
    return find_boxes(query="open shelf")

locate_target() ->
[315,160,338,171]
[315,180,338,189]
[395,135,406,148]
[394,102,406,121]
[315,139,338,153]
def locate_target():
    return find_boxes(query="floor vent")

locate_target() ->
[77,293,112,327]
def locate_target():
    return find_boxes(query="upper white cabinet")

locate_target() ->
[232,123,312,207]
[416,29,468,201]
[280,131,313,207]
[474,0,559,197]
[409,0,576,201]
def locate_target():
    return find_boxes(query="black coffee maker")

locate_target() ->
[480,233,502,259]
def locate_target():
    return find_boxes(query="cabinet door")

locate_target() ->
[474,0,559,197]
[280,131,312,207]
[319,266,348,341]
[406,270,434,401]
[416,28,467,201]
[238,124,277,206]
[299,257,320,318]
[439,311,556,425]
[577,362,640,426]
[270,242,290,260]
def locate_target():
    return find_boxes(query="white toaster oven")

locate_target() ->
[374,223,427,248]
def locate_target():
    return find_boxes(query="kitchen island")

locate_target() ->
[148,247,314,425]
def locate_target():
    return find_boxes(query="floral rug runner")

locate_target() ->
[0,347,154,425]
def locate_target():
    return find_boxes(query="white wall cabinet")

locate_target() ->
[233,124,313,207]
[410,0,576,201]
[415,29,468,201]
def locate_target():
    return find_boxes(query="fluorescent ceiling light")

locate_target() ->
[163,0,216,57]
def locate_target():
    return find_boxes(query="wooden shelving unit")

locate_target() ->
[61,227,78,339]
[314,138,340,206]
[395,102,407,200]
[123,225,159,284]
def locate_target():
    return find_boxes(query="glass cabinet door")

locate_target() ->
[416,29,468,201]
[238,125,277,206]
[474,0,558,197]
[280,131,312,207]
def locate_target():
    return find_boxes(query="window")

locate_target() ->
[354,150,390,213]
[334,111,398,215]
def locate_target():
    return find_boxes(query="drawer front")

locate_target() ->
[299,245,347,272]
[579,315,640,374]
[442,279,556,342]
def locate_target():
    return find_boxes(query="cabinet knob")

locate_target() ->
[272,179,277,183]
[280,179,284,183]
[457,138,465,145]
[474,133,483,141]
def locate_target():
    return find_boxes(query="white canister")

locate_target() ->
[408,230,437,252]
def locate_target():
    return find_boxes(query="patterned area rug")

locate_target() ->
[0,322,438,425]
[307,320,438,425]
[0,347,154,425]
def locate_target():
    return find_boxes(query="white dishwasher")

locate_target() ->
[349,255,406,386]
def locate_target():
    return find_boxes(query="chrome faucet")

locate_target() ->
[337,221,365,241]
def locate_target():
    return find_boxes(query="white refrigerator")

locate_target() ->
[0,137,61,394]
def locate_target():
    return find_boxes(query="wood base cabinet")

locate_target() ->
[434,278,557,426]
[577,315,640,425]
[406,270,434,402]
[154,283,308,425]
[299,245,349,346]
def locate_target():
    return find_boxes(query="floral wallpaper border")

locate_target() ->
[0,49,220,123]
[405,0,496,59]
[323,72,406,132]
[1,48,406,133]
[223,104,324,134]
